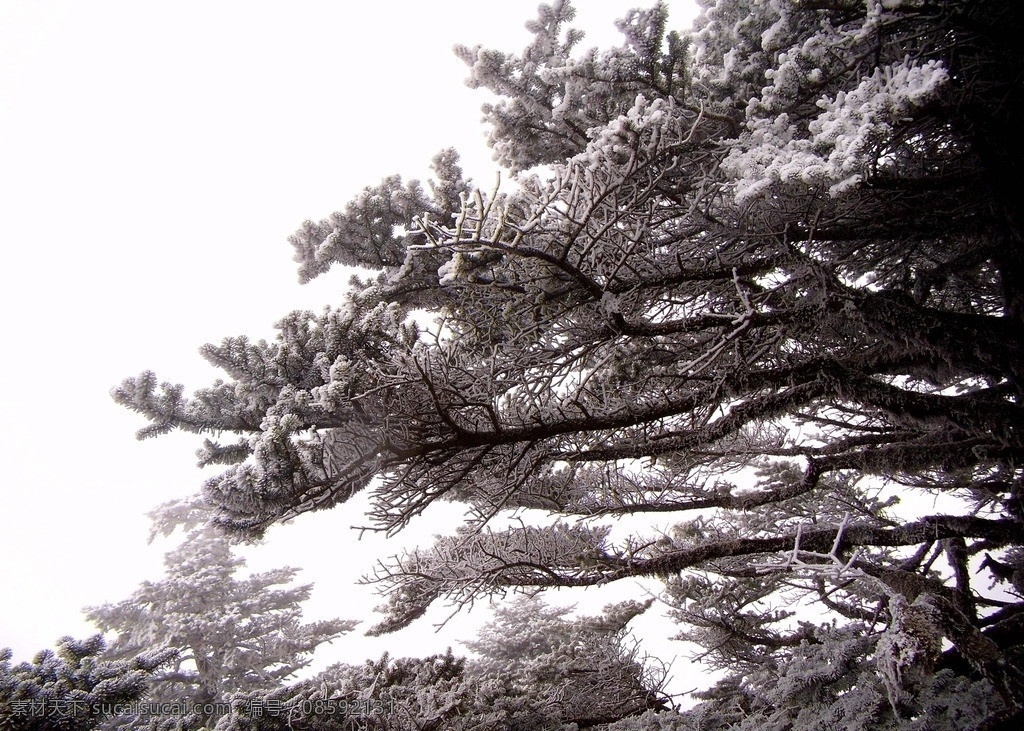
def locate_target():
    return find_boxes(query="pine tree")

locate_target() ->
[85,502,355,730]
[0,636,173,731]
[114,1,1024,727]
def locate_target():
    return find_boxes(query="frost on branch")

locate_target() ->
[874,594,943,713]
[365,523,613,635]
[113,299,420,535]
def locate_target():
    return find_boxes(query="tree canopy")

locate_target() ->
[114,0,1024,727]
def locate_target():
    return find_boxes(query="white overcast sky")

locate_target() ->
[0,0,698,679]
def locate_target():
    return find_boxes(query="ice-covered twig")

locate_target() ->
[753,513,860,579]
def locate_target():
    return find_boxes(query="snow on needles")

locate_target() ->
[725,58,949,204]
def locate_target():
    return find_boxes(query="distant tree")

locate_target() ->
[85,501,356,730]
[463,595,669,728]
[0,636,172,731]
[114,0,1024,728]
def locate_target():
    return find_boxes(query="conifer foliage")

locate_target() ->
[115,0,1024,727]
[0,636,173,731]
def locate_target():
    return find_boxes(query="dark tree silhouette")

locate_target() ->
[115,1,1024,727]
